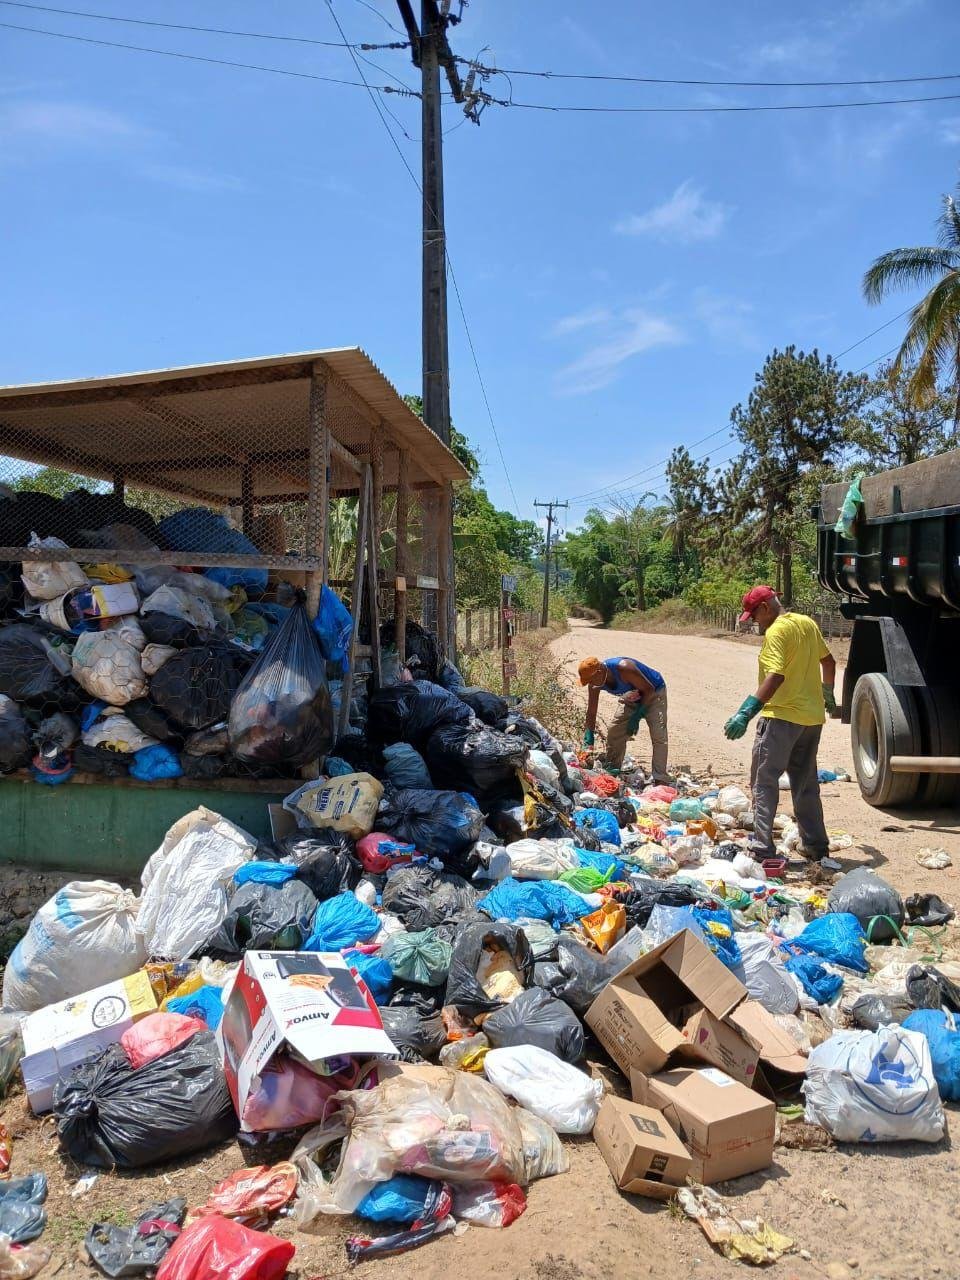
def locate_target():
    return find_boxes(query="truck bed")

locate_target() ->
[820,448,960,524]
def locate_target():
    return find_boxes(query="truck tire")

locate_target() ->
[850,673,921,808]
[915,686,960,808]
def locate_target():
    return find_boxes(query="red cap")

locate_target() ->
[739,585,779,624]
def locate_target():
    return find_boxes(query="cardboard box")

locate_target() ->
[632,1066,776,1184]
[727,999,808,1078]
[21,970,157,1114]
[586,929,748,1077]
[681,1007,759,1087]
[593,1095,693,1199]
[217,950,398,1127]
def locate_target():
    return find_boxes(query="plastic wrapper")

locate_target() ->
[121,1012,204,1070]
[828,868,904,942]
[203,879,318,956]
[150,646,249,731]
[21,533,87,600]
[503,838,578,881]
[483,988,584,1062]
[484,1044,603,1135]
[445,921,535,1019]
[381,929,453,987]
[368,680,472,746]
[286,773,383,840]
[451,1181,526,1228]
[55,1033,237,1169]
[346,1182,454,1261]
[424,723,527,802]
[533,936,611,1016]
[377,787,484,859]
[456,687,507,726]
[356,832,417,874]
[194,1163,298,1218]
[153,1215,294,1280]
[905,893,955,927]
[228,599,333,768]
[85,1197,186,1278]
[141,585,216,631]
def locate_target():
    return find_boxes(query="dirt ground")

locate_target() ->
[4,619,959,1280]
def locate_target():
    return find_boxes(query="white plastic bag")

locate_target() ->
[2,881,145,1012]
[528,750,560,790]
[21,533,87,601]
[515,1105,568,1180]
[138,807,256,960]
[141,585,216,632]
[715,785,750,817]
[505,839,578,881]
[733,933,798,1015]
[82,707,158,754]
[141,643,177,676]
[484,1044,603,1135]
[803,1026,945,1143]
[71,629,146,704]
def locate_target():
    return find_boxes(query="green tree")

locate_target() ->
[851,360,952,469]
[12,467,91,498]
[863,184,960,428]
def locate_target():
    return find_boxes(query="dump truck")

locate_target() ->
[818,450,960,808]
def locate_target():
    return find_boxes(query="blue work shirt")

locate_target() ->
[602,656,665,695]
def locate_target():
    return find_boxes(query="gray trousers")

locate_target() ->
[747,717,829,860]
[604,687,669,780]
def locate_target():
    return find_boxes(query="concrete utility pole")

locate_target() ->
[534,499,568,628]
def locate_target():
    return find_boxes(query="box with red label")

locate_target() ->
[216,950,397,1121]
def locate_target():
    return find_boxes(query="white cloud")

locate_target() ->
[940,117,960,145]
[552,306,611,336]
[693,289,759,350]
[751,34,837,67]
[0,99,148,145]
[140,162,245,192]
[555,308,685,395]
[615,180,733,244]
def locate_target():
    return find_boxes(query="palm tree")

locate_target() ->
[863,186,960,431]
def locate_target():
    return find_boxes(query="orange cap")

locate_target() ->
[578,656,605,686]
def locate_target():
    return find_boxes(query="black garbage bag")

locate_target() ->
[389,981,444,1014]
[0,624,77,705]
[381,865,478,931]
[0,563,23,615]
[229,598,334,769]
[331,731,383,777]
[382,742,433,789]
[906,964,960,1014]
[0,696,31,773]
[713,842,741,863]
[905,893,956,927]
[73,742,131,777]
[850,993,914,1031]
[180,752,231,780]
[503,711,553,752]
[368,679,472,747]
[485,798,570,845]
[533,936,611,1016]
[183,725,230,756]
[64,490,162,546]
[0,1174,47,1244]
[431,909,489,945]
[379,619,441,683]
[444,921,534,1020]
[138,612,212,649]
[271,831,361,900]
[202,879,318,957]
[620,881,700,931]
[456,687,508,726]
[377,786,484,859]
[828,868,904,942]
[378,1005,446,1061]
[483,987,585,1062]
[424,723,527,802]
[85,1197,186,1278]
[123,698,183,745]
[55,1033,237,1169]
[150,645,249,730]
[0,489,63,545]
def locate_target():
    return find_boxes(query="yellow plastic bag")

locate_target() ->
[83,562,133,583]
[580,900,626,954]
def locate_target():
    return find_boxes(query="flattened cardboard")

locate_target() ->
[632,1066,775,1184]
[727,998,808,1076]
[586,929,748,1077]
[593,1095,692,1200]
[681,1007,759,1087]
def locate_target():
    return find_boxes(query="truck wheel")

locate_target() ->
[850,673,921,808]
[915,686,960,808]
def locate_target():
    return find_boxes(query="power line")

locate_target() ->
[565,424,732,504]
[834,306,913,359]
[1,19,418,93]
[0,0,409,49]
[351,0,407,39]
[484,88,960,115]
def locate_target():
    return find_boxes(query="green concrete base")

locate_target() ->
[0,774,292,877]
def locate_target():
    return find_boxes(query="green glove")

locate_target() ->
[724,695,764,740]
[626,705,647,734]
[822,683,838,717]
[583,728,595,747]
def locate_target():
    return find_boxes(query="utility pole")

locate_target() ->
[397,0,466,648]
[534,499,568,628]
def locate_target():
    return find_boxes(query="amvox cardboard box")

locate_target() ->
[681,1007,759,1087]
[217,950,398,1127]
[586,929,749,1078]
[21,970,157,1114]
[594,1095,693,1199]
[632,1066,776,1184]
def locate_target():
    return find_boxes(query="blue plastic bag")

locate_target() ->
[325,756,355,777]
[573,808,621,847]
[903,1009,960,1101]
[313,586,353,674]
[382,742,433,790]
[167,985,224,1030]
[479,877,591,927]
[791,911,868,973]
[691,905,742,969]
[234,861,299,888]
[129,744,182,781]
[574,847,625,883]
[782,952,843,1004]
[159,508,268,593]
[356,1174,434,1224]
[303,892,380,952]
[344,948,393,1003]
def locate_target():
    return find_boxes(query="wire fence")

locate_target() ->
[693,605,853,639]
[455,607,539,656]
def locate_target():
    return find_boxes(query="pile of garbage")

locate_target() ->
[1,636,958,1274]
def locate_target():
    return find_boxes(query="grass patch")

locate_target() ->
[462,620,585,744]
[610,599,701,632]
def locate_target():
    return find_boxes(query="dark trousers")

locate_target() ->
[747,717,829,860]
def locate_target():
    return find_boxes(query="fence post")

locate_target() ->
[465,609,473,652]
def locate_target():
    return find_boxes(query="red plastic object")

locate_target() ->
[120,1012,205,1070]
[194,1163,299,1219]
[641,785,678,804]
[356,832,417,874]
[155,1216,294,1280]
[762,857,788,880]
[584,772,620,798]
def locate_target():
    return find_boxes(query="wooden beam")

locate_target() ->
[394,448,410,665]
[305,365,329,618]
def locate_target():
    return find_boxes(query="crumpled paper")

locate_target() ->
[677,1184,795,1265]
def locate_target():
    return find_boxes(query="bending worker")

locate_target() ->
[723,585,838,863]
[579,655,669,780]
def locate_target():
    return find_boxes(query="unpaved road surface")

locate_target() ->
[4,621,959,1280]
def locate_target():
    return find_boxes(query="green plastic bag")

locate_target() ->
[834,472,865,539]
[669,797,705,822]
[380,928,453,986]
[559,865,612,893]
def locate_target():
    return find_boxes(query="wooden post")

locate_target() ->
[465,609,472,653]
[339,467,373,738]
[437,483,451,658]
[370,422,384,555]
[394,449,410,666]
[305,365,329,619]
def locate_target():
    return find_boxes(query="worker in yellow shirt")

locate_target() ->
[723,586,838,863]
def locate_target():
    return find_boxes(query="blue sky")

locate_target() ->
[2,0,959,530]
